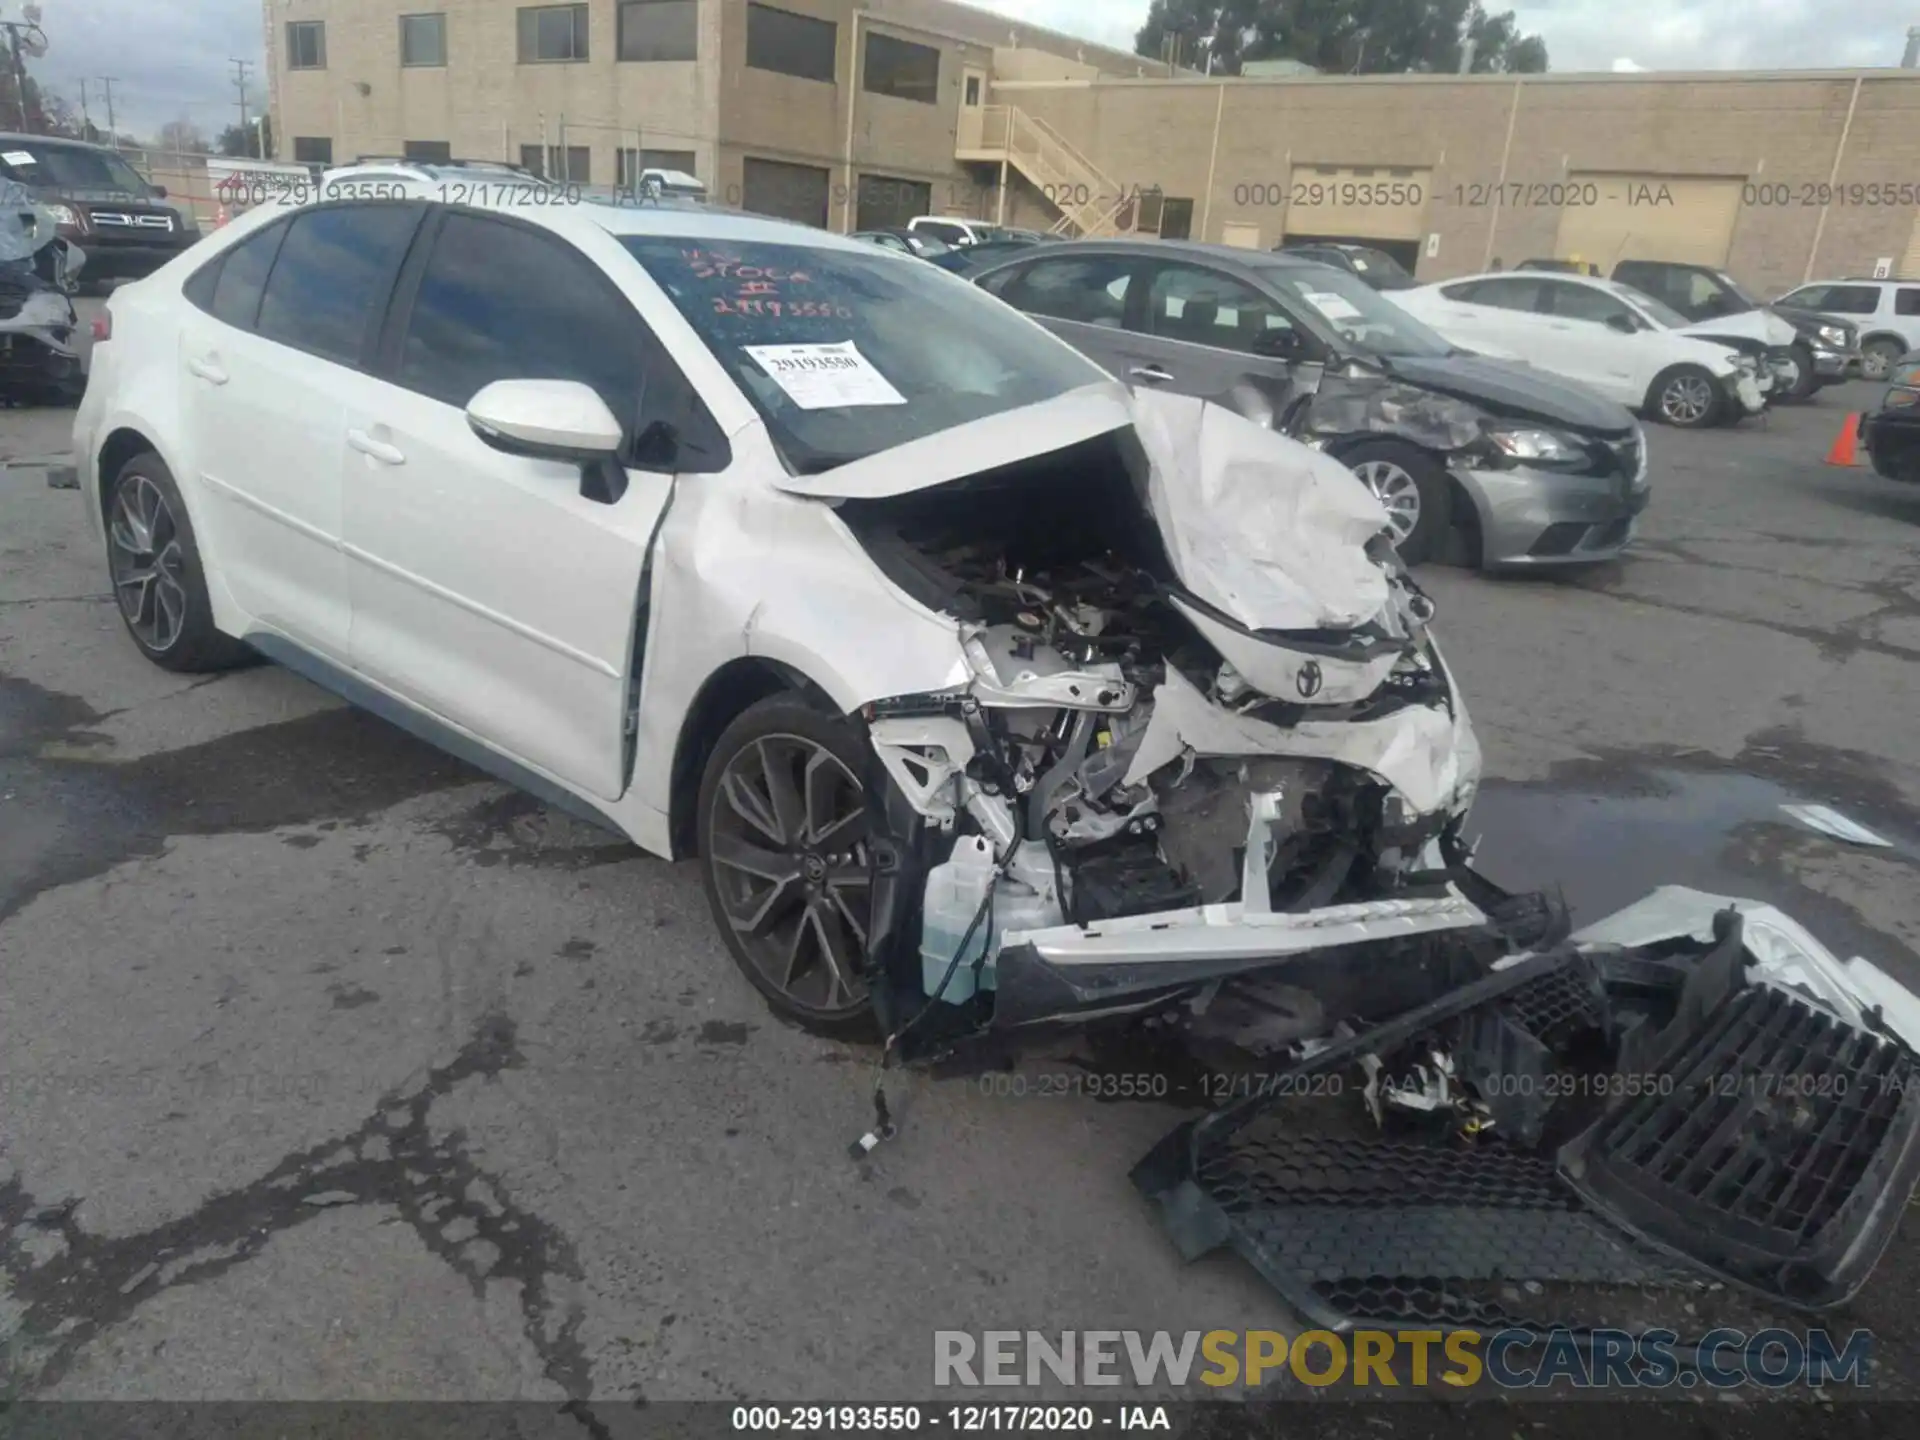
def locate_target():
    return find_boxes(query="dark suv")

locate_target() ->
[0,134,200,282]
[1611,260,1858,400]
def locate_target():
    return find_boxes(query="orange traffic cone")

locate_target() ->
[1824,414,1863,467]
[213,203,230,228]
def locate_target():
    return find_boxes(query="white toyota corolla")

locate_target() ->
[70,170,1500,1047]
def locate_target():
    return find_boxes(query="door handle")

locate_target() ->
[1129,365,1174,384]
[347,428,406,466]
[187,355,228,385]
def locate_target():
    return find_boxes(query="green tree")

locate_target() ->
[1136,0,1548,76]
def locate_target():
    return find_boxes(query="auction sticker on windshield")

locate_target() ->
[743,341,907,409]
[1305,291,1365,322]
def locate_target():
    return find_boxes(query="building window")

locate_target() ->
[741,156,831,228]
[745,4,836,84]
[286,21,327,70]
[864,32,939,105]
[520,144,591,181]
[618,0,696,62]
[964,75,980,105]
[517,4,589,63]
[400,14,447,67]
[292,136,333,165]
[618,148,697,188]
[403,140,452,162]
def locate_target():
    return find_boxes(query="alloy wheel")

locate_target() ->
[1352,459,1421,543]
[707,733,871,1018]
[1862,345,1900,383]
[1660,374,1714,425]
[1778,353,1804,393]
[108,473,189,654]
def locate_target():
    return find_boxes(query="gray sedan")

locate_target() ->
[970,239,1650,568]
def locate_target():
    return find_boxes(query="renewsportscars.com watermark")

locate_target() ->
[933,1329,1874,1391]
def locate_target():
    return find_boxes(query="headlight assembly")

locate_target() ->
[1487,427,1587,468]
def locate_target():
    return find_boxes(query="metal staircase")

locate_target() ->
[958,105,1155,239]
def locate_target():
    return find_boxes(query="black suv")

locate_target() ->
[1612,259,1859,400]
[0,134,200,282]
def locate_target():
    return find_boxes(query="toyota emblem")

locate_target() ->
[1296,661,1324,698]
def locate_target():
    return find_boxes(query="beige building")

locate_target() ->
[269,0,1920,293]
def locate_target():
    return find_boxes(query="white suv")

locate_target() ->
[1774,278,1920,381]
[75,180,1490,1049]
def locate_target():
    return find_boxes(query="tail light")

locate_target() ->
[90,311,111,342]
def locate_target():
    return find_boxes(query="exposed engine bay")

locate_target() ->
[837,413,1485,1048]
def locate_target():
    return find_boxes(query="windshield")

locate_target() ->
[1710,270,1759,305]
[1610,281,1693,329]
[1261,263,1454,358]
[0,142,150,195]
[1347,247,1416,285]
[623,236,1108,474]
[904,232,952,257]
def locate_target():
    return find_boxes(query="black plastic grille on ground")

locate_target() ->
[1500,964,1607,1050]
[1562,984,1920,1307]
[1594,986,1910,1238]
[1187,1112,1705,1331]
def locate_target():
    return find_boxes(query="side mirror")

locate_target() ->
[1251,326,1304,359]
[1605,313,1639,335]
[467,379,630,502]
[467,379,623,461]
[149,184,167,199]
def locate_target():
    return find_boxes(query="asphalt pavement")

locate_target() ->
[5,350,1920,1409]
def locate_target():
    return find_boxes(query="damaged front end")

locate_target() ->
[833,391,1500,1052]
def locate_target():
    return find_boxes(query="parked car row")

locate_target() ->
[967,239,1648,567]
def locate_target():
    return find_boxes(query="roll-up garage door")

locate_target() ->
[1553,174,1742,270]
[855,174,932,231]
[742,157,831,229]
[1282,164,1432,243]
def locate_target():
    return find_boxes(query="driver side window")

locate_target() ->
[1142,263,1294,355]
[1544,281,1637,328]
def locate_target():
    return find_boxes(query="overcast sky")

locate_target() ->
[20,0,1917,144]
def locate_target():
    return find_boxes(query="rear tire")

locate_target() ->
[103,452,252,673]
[696,695,878,1039]
[1340,439,1452,566]
[1647,365,1722,429]
[1862,338,1906,384]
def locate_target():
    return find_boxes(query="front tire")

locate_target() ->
[1341,439,1452,565]
[1779,342,1819,402]
[696,695,877,1038]
[104,452,252,672]
[1647,366,1722,429]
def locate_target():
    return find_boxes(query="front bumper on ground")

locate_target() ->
[1133,888,1920,1336]
[1729,371,1767,414]
[1451,460,1650,567]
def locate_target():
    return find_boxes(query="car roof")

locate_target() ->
[266,170,873,254]
[993,236,1334,270]
[0,132,112,151]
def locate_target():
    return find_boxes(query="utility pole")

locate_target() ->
[98,74,116,145]
[78,75,89,135]
[230,56,251,152]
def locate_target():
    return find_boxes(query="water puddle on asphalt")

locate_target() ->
[1466,765,1920,961]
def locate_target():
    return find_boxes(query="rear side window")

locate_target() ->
[1793,284,1881,316]
[396,211,643,416]
[1896,289,1920,317]
[1459,276,1547,312]
[256,204,421,367]
[209,223,288,330]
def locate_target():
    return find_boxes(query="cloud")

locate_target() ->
[26,0,264,143]
[972,0,1909,72]
[18,0,1913,147]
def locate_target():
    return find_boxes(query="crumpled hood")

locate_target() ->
[782,383,1395,635]
[1676,309,1797,349]
[1130,388,1392,632]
